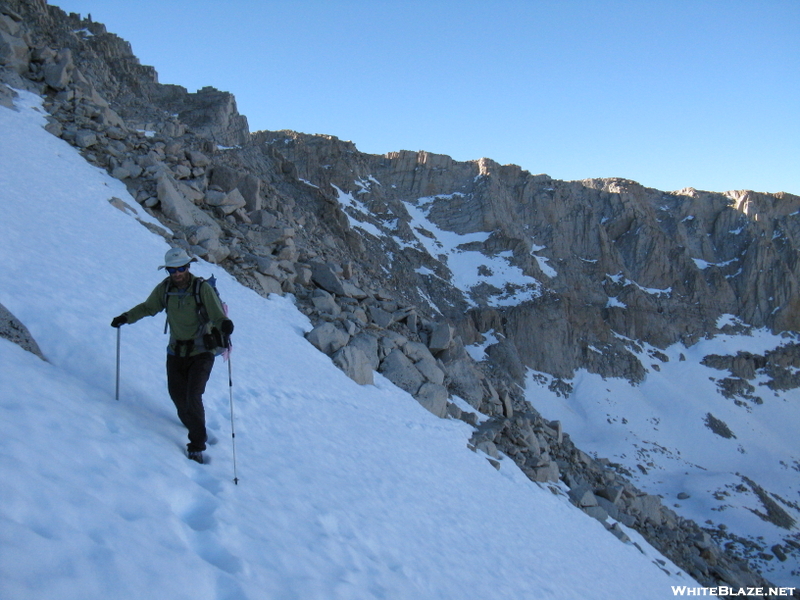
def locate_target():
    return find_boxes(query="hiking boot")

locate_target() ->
[188,450,204,464]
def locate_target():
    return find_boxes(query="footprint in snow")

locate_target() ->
[182,498,244,574]
[181,496,218,532]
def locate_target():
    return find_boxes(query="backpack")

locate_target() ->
[162,274,231,356]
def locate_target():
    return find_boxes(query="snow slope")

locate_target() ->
[528,332,800,587]
[0,91,699,598]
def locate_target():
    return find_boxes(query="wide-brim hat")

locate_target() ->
[158,247,197,270]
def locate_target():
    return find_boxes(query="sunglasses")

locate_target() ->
[166,265,190,274]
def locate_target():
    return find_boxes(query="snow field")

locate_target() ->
[529,333,800,586]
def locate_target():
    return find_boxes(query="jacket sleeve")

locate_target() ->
[125,281,166,324]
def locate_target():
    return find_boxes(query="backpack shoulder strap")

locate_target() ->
[193,277,211,326]
[161,276,173,334]
[161,276,172,307]
[193,277,205,302]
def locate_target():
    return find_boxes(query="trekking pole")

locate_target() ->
[227,355,239,485]
[115,327,121,401]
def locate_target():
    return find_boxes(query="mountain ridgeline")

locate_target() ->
[2,0,798,590]
[269,134,800,384]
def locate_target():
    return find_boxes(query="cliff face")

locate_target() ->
[265,131,800,382]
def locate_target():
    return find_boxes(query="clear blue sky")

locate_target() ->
[52,0,798,195]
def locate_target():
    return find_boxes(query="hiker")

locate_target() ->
[111,248,234,464]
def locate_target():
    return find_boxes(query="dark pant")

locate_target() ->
[166,352,215,452]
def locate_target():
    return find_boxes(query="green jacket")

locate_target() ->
[125,274,228,356]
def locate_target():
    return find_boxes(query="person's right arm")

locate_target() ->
[116,281,166,325]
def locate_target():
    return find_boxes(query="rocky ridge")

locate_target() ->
[1,0,797,593]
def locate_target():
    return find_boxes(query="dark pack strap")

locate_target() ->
[162,276,173,334]
[193,277,211,326]
[173,339,195,357]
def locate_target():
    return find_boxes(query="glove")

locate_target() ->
[220,319,234,335]
[111,314,128,328]
[206,327,231,351]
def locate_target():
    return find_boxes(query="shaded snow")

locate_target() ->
[529,331,800,587]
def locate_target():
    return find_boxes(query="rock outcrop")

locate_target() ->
[0,302,45,360]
